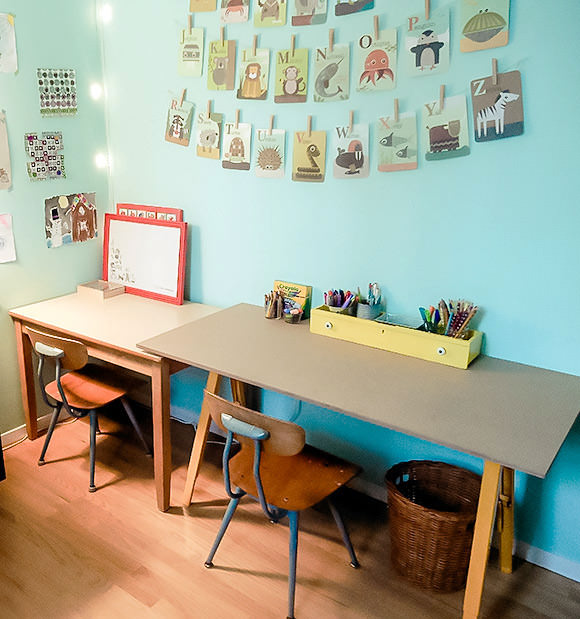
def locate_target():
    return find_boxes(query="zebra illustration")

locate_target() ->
[476,90,520,138]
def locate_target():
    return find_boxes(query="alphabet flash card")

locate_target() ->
[460,0,510,53]
[292,0,327,26]
[275,48,308,103]
[405,9,449,77]
[165,95,194,147]
[356,29,397,93]
[335,0,373,17]
[292,130,326,182]
[422,95,470,161]
[237,48,270,100]
[0,111,11,190]
[222,122,252,170]
[471,70,523,142]
[313,44,349,102]
[333,124,369,179]
[377,112,418,172]
[190,0,217,11]
[255,128,285,178]
[178,27,204,77]
[196,112,223,159]
[221,0,249,23]
[207,39,236,90]
[254,0,287,27]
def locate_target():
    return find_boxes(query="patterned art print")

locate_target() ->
[313,45,349,102]
[471,70,523,142]
[207,40,236,91]
[44,193,97,249]
[165,96,194,147]
[0,13,17,73]
[221,0,249,23]
[25,132,65,180]
[460,0,510,53]
[190,0,217,11]
[292,0,327,26]
[292,130,326,182]
[178,27,204,77]
[405,9,449,77]
[422,95,470,161]
[377,112,418,172]
[333,124,369,179]
[0,111,11,190]
[275,48,308,103]
[37,68,77,116]
[255,129,285,178]
[356,29,397,93]
[254,0,287,27]
[237,48,269,100]
[196,112,223,159]
[335,0,373,17]
[222,122,252,170]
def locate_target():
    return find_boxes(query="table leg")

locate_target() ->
[463,460,501,619]
[13,320,38,440]
[182,372,222,507]
[498,467,515,574]
[151,358,171,512]
[230,379,247,406]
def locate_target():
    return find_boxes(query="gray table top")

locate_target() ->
[138,303,580,478]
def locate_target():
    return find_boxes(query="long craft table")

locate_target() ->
[137,303,580,618]
[10,292,219,511]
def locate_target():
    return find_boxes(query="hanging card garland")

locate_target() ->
[335,0,373,17]
[292,0,327,26]
[178,27,204,77]
[190,0,217,11]
[275,47,308,103]
[207,39,236,90]
[221,0,249,23]
[460,0,510,53]
[0,13,17,73]
[165,94,194,147]
[237,48,270,100]
[292,129,326,182]
[333,124,369,179]
[377,112,418,172]
[313,44,349,102]
[356,29,397,93]
[255,128,285,178]
[423,95,470,161]
[405,9,449,76]
[196,111,223,159]
[222,121,252,170]
[254,0,287,27]
[0,111,11,190]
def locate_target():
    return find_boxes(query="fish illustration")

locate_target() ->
[314,59,344,99]
[395,145,417,159]
[379,132,407,148]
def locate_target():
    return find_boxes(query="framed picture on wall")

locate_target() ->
[103,214,187,305]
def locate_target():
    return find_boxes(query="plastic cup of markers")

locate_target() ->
[328,304,356,316]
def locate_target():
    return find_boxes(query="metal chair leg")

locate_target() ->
[205,496,240,568]
[38,403,62,465]
[120,397,152,456]
[89,410,98,492]
[328,498,360,568]
[287,510,299,619]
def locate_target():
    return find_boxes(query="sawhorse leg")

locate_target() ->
[498,467,515,574]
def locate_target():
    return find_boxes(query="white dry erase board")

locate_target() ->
[103,214,187,304]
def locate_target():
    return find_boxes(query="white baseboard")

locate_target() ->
[1,412,70,449]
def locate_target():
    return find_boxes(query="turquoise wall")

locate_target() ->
[0,1,107,431]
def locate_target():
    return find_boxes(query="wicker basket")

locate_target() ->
[386,460,482,592]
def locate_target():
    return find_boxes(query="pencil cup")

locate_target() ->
[356,303,381,320]
[328,305,356,316]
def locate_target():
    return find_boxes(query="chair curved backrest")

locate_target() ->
[23,326,88,370]
[204,390,305,457]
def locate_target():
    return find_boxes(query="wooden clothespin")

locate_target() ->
[252,35,258,57]
[188,14,192,35]
[425,0,430,21]
[492,58,498,86]
[179,89,186,108]
[220,26,225,46]
[374,15,380,41]
[235,109,240,129]
[439,84,445,112]
[307,115,312,138]
[207,100,212,120]
[349,110,354,135]
[291,34,296,57]
[268,114,274,136]
[329,29,334,53]
[394,98,399,123]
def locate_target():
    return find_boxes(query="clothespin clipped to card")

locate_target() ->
[348,110,354,135]
[268,114,274,136]
[329,29,334,53]
[235,109,240,130]
[307,115,312,138]
[439,84,445,112]
[179,89,186,108]
[394,98,399,123]
[220,26,225,46]
[207,100,212,120]
[188,14,192,35]
[291,34,296,57]
[492,58,498,86]
[374,15,380,41]
[252,35,258,57]
[425,0,430,21]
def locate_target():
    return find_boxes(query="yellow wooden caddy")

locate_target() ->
[309,306,483,369]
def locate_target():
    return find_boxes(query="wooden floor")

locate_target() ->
[1,407,580,619]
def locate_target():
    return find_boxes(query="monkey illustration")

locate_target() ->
[212,56,229,86]
[282,66,304,97]
[239,63,265,99]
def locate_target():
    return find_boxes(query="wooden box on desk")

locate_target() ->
[309,305,483,369]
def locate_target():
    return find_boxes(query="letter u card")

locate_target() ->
[237,48,270,100]
[460,0,510,53]
[405,9,449,77]
[196,112,223,159]
[471,70,523,142]
[221,0,249,23]
[255,129,285,178]
[207,40,236,90]
[356,29,397,93]
[275,49,309,103]
[313,45,349,103]
[254,0,287,27]
[377,112,418,172]
[333,124,369,179]
[335,0,373,17]
[292,130,326,182]
[292,0,327,26]
[222,122,252,170]
[178,27,204,77]
[422,95,470,161]
[190,0,216,11]
[165,96,194,147]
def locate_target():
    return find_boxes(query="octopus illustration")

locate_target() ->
[359,49,394,86]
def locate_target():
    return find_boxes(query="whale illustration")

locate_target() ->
[315,58,344,98]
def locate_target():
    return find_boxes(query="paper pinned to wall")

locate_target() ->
[25,132,65,181]
[37,68,77,116]
[0,214,16,263]
[44,193,97,249]
[0,14,17,73]
[0,111,11,190]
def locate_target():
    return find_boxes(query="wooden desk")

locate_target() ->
[9,293,218,511]
[138,303,580,618]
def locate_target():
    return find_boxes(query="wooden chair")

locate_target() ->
[202,391,361,619]
[24,326,151,492]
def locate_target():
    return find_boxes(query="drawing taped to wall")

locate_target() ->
[377,112,418,172]
[292,0,327,26]
[207,39,236,90]
[221,0,249,23]
[178,27,204,77]
[0,13,17,73]
[25,132,65,181]
[165,96,194,147]
[0,111,11,190]
[255,128,285,178]
[471,70,523,142]
[313,44,349,102]
[0,213,16,263]
[196,112,223,159]
[190,0,217,11]
[292,130,326,182]
[275,48,308,103]
[37,68,77,116]
[423,95,470,161]
[333,124,369,179]
[222,122,252,170]
[460,0,510,53]
[356,29,397,93]
[254,0,287,27]
[237,48,269,100]
[335,0,373,17]
[44,193,97,249]
[405,9,449,76]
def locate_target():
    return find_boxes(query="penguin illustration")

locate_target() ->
[410,30,445,70]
